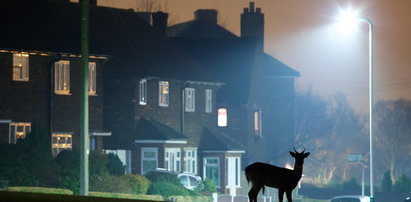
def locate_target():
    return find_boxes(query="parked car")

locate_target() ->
[330,195,370,202]
[144,168,204,191]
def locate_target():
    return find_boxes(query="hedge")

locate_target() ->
[89,191,163,201]
[7,186,73,195]
[168,195,212,202]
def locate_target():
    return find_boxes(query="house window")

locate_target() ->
[12,53,29,81]
[159,81,169,107]
[51,133,72,156]
[9,122,31,144]
[165,148,181,172]
[217,108,227,127]
[205,89,212,113]
[254,110,262,137]
[141,147,158,174]
[204,157,220,188]
[88,62,97,95]
[54,60,70,95]
[139,79,147,105]
[185,88,195,112]
[184,148,197,174]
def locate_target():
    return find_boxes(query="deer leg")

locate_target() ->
[248,185,261,202]
[286,190,292,202]
[278,189,285,202]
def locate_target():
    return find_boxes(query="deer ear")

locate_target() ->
[303,152,310,158]
[289,151,296,157]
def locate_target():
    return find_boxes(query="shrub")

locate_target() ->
[381,170,393,192]
[54,149,80,194]
[148,181,191,198]
[90,174,132,193]
[121,174,150,194]
[107,153,125,176]
[144,171,181,186]
[341,177,360,191]
[202,178,217,193]
[393,174,411,192]
[168,195,213,202]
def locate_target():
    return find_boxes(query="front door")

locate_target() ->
[226,157,240,196]
[165,148,181,172]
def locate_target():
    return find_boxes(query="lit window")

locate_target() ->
[13,53,29,81]
[54,60,70,95]
[204,157,220,188]
[141,147,158,174]
[254,110,262,137]
[9,122,31,144]
[139,79,147,105]
[205,89,212,113]
[184,148,197,174]
[165,148,181,172]
[88,62,97,95]
[218,108,227,127]
[51,133,72,156]
[185,88,195,112]
[159,81,169,107]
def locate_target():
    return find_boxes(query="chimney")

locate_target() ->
[241,2,264,51]
[89,0,97,6]
[152,11,168,36]
[194,9,217,24]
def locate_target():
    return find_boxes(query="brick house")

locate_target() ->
[167,2,300,168]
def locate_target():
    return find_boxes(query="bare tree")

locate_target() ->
[133,0,179,26]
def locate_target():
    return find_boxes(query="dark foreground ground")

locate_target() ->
[0,191,161,202]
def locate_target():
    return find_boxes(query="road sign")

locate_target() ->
[348,154,364,162]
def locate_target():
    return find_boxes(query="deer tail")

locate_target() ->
[262,185,265,194]
[245,166,250,184]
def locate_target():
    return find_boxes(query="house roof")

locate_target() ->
[199,127,244,152]
[0,0,219,82]
[134,117,187,141]
[168,14,300,104]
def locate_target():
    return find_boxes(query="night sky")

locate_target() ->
[99,0,411,113]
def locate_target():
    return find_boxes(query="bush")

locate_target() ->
[202,178,217,193]
[168,195,213,202]
[55,149,80,194]
[381,170,393,192]
[90,174,133,193]
[148,181,191,198]
[121,174,150,194]
[393,174,411,192]
[107,153,125,176]
[341,177,360,191]
[144,171,181,186]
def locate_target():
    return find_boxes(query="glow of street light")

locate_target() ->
[336,8,360,35]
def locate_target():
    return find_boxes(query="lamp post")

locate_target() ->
[338,11,374,202]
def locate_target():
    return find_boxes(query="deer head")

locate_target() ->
[289,148,310,172]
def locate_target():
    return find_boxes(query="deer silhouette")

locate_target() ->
[245,148,310,202]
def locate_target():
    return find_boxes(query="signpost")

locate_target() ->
[348,154,365,196]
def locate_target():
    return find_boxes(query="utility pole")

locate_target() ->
[80,0,89,196]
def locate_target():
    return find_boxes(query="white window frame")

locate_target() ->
[12,53,29,81]
[165,148,181,172]
[185,88,195,112]
[159,81,169,107]
[141,147,158,174]
[203,157,220,188]
[54,60,71,95]
[254,110,262,137]
[183,148,197,174]
[139,79,147,105]
[51,133,72,156]
[218,108,228,127]
[205,89,212,113]
[9,122,31,144]
[88,62,97,95]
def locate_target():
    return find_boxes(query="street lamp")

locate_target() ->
[337,9,374,202]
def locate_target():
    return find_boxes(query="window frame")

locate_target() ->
[185,88,195,112]
[88,62,97,95]
[141,147,158,174]
[9,122,31,144]
[205,89,212,113]
[165,148,181,172]
[139,79,147,105]
[51,133,73,156]
[12,53,29,81]
[54,60,71,95]
[203,157,220,188]
[217,108,228,127]
[183,148,197,174]
[158,81,169,107]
